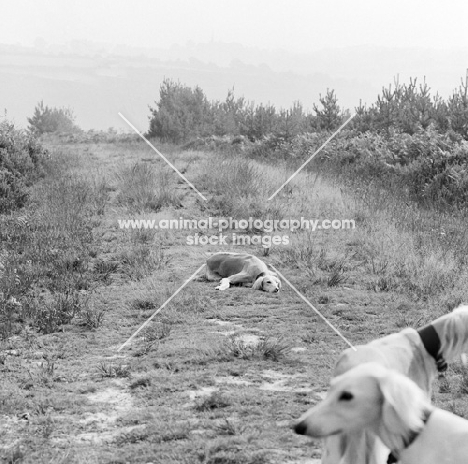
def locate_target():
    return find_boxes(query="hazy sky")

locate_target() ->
[2,0,468,52]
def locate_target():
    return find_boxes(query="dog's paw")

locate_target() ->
[216,279,230,291]
[215,284,229,291]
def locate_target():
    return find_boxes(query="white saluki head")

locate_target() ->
[252,273,281,293]
[294,363,429,453]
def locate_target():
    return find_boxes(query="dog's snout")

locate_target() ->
[294,420,307,435]
[274,288,279,293]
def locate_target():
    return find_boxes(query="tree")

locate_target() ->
[28,101,78,134]
[211,89,247,136]
[447,70,468,139]
[276,101,304,139]
[313,89,342,130]
[147,79,213,143]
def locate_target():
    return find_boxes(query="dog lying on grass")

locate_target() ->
[316,305,468,464]
[295,362,468,464]
[205,252,281,292]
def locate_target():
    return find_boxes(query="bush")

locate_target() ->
[245,126,468,210]
[28,101,79,135]
[403,140,468,207]
[0,171,107,338]
[0,119,48,213]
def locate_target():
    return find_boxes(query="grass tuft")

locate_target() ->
[220,335,291,362]
[195,392,231,411]
[98,362,131,378]
[115,162,181,212]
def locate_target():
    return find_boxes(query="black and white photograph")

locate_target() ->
[1,1,468,463]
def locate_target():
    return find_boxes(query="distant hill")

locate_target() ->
[1,41,466,131]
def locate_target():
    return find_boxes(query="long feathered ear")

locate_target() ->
[376,371,427,451]
[435,305,468,363]
[252,276,263,290]
[252,276,264,290]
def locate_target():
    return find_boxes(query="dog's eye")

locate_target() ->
[339,391,353,401]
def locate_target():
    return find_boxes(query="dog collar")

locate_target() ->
[387,408,433,464]
[255,272,265,281]
[417,324,447,372]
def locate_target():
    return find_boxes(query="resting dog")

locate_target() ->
[318,305,468,464]
[205,252,281,292]
[295,363,468,464]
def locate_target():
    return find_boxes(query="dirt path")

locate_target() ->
[2,141,459,463]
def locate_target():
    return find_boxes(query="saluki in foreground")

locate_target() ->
[205,252,281,292]
[320,305,468,464]
[295,363,468,464]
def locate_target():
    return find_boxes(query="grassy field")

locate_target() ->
[1,138,468,464]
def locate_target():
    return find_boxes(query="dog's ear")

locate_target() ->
[377,371,427,450]
[276,277,282,289]
[252,276,264,290]
[437,306,468,363]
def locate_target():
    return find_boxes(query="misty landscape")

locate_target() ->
[2,40,467,131]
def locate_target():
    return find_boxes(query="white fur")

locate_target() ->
[295,363,468,464]
[321,305,468,464]
[215,278,230,291]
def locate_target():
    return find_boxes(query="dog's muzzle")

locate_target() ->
[294,420,307,435]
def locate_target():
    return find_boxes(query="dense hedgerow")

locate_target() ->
[352,76,468,137]
[148,79,317,143]
[0,119,48,213]
[149,75,468,144]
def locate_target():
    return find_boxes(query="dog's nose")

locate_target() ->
[294,420,307,435]
[274,288,279,292]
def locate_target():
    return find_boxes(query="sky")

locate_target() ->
[2,0,468,52]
